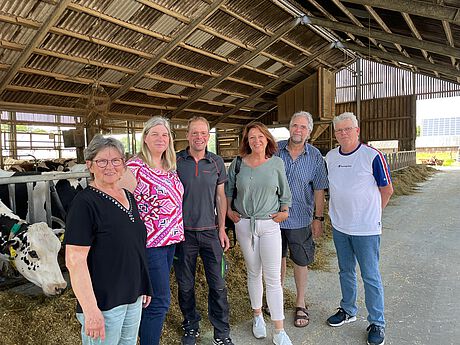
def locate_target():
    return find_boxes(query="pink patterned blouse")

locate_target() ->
[126,157,184,248]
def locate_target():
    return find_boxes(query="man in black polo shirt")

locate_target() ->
[175,116,234,345]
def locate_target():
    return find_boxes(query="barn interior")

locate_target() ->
[0,0,459,165]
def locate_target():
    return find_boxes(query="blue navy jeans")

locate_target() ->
[139,244,176,345]
[76,296,142,345]
[173,229,230,339]
[332,228,385,327]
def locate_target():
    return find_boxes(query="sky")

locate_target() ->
[416,96,460,124]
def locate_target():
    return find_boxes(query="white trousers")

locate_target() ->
[235,218,285,321]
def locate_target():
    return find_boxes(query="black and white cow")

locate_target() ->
[0,164,88,225]
[0,200,67,296]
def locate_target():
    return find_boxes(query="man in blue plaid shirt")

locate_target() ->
[276,111,328,328]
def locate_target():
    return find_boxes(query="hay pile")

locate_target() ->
[0,165,436,345]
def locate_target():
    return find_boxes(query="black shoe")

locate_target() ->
[327,307,357,327]
[367,324,385,345]
[181,329,200,345]
[213,337,234,345]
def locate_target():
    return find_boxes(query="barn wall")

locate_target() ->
[336,95,416,151]
[277,67,335,123]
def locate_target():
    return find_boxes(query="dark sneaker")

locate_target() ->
[327,307,357,327]
[213,337,234,345]
[181,329,200,345]
[367,324,385,345]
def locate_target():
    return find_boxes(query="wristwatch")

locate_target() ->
[314,215,325,221]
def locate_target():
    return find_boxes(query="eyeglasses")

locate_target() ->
[335,127,356,134]
[92,158,124,168]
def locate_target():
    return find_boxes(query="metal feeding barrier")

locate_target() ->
[0,171,91,227]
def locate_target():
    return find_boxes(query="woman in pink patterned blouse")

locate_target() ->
[120,116,184,345]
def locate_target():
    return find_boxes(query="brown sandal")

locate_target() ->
[294,307,310,327]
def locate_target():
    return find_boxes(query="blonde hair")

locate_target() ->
[139,116,176,171]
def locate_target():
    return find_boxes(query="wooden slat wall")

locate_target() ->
[277,67,335,124]
[335,95,416,150]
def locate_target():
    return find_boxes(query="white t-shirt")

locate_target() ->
[325,143,391,236]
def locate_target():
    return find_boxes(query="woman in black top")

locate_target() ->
[65,135,152,345]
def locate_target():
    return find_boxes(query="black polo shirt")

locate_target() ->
[177,148,227,231]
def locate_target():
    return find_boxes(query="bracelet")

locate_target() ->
[314,215,324,221]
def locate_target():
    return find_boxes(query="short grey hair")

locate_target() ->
[290,111,314,133]
[84,134,125,161]
[333,112,359,129]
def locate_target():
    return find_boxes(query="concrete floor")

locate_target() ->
[202,167,460,345]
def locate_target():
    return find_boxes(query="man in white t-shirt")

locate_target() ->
[325,112,393,345]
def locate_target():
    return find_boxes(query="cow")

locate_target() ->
[0,200,67,296]
[0,164,88,225]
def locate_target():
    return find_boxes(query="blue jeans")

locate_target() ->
[76,296,142,345]
[332,228,385,327]
[173,230,230,339]
[139,245,175,345]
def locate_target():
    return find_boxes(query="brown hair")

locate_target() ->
[187,116,210,131]
[239,122,278,157]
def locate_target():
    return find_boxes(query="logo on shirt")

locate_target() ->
[338,164,352,168]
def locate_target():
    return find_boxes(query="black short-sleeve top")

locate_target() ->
[65,186,152,313]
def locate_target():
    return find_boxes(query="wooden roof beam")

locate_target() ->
[344,0,460,26]
[0,0,72,95]
[303,16,460,60]
[210,42,335,128]
[167,17,301,119]
[344,42,460,78]
[0,57,273,106]
[401,13,434,64]
[442,20,457,73]
[109,0,225,102]
[331,0,388,54]
[364,6,411,59]
[307,0,366,47]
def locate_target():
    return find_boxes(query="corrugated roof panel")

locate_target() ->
[247,56,269,68]
[29,1,56,22]
[220,95,238,103]
[55,10,97,35]
[214,41,237,57]
[186,30,213,47]
[0,49,21,64]
[0,0,35,18]
[265,61,284,74]
[165,85,186,95]
[13,27,37,45]
[99,69,126,83]
[0,22,18,41]
[204,10,266,47]
[166,47,228,74]
[104,0,142,21]
[201,91,221,100]
[155,0,209,19]
[72,0,105,12]
[150,62,212,85]
[53,60,85,76]
[148,14,182,36]
[136,78,160,90]
[25,54,59,71]
[226,0,292,33]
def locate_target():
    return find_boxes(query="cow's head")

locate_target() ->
[2,222,67,296]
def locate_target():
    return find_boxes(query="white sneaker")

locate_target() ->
[252,314,266,339]
[273,330,292,345]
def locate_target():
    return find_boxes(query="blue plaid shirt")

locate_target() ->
[275,140,328,229]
